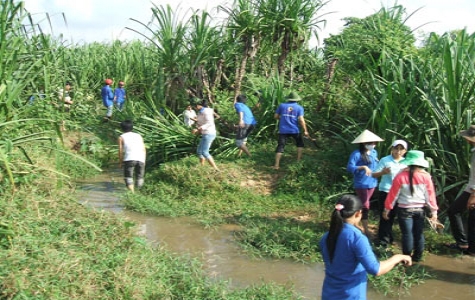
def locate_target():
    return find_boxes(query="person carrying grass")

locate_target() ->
[233,94,257,157]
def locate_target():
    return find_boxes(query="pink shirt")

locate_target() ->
[385,169,438,216]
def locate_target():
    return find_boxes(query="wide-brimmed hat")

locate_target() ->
[285,92,301,101]
[392,139,408,149]
[460,125,475,143]
[351,130,384,144]
[401,150,429,168]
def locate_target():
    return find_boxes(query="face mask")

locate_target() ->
[365,144,375,151]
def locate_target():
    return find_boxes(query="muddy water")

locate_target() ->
[78,170,475,300]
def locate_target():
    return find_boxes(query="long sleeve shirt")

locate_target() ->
[385,169,438,216]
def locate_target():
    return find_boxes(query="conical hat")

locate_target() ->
[351,130,384,144]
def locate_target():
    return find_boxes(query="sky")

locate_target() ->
[22,0,475,47]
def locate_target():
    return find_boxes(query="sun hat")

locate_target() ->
[401,150,429,168]
[351,130,384,144]
[392,139,408,149]
[460,125,475,143]
[104,78,113,85]
[285,91,302,101]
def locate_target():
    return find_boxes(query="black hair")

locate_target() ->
[65,81,72,86]
[408,165,417,195]
[236,94,247,103]
[358,143,371,164]
[326,194,362,263]
[120,120,133,132]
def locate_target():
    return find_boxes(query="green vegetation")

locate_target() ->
[1,0,474,298]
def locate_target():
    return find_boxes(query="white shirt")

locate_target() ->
[183,109,197,126]
[120,132,146,163]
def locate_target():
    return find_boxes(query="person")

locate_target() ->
[372,139,408,247]
[273,91,309,169]
[113,81,126,112]
[234,94,257,157]
[446,125,475,255]
[118,120,146,193]
[57,81,74,110]
[57,82,74,131]
[346,129,384,237]
[191,98,219,171]
[320,194,412,300]
[183,104,197,127]
[101,78,114,120]
[383,150,439,262]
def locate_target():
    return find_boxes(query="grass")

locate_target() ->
[120,142,458,296]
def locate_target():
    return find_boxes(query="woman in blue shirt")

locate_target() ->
[347,129,383,237]
[320,194,412,300]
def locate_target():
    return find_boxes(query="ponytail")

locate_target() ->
[326,194,362,263]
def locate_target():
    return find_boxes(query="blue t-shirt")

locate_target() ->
[275,101,304,134]
[346,149,379,189]
[234,102,257,125]
[320,223,380,300]
[101,85,114,106]
[114,87,126,103]
[374,154,406,192]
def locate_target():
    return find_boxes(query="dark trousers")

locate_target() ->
[398,208,425,261]
[448,191,475,252]
[377,191,398,246]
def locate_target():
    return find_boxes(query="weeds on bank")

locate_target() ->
[0,186,301,299]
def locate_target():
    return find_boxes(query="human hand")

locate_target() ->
[399,254,412,266]
[382,209,390,220]
[383,167,391,174]
[191,129,199,135]
[363,166,372,176]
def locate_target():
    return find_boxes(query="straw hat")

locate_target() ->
[351,130,384,144]
[460,125,475,143]
[401,150,429,168]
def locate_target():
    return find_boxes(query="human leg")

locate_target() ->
[273,134,287,169]
[200,134,218,170]
[468,208,475,254]
[412,209,425,261]
[106,104,113,118]
[135,162,145,189]
[448,191,470,248]
[123,161,135,192]
[294,134,305,161]
[398,208,415,257]
[377,191,396,246]
[355,188,375,236]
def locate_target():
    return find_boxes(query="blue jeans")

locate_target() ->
[197,133,216,159]
[398,207,425,261]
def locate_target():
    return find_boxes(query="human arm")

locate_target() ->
[425,174,439,220]
[376,254,412,276]
[238,111,245,127]
[382,175,402,219]
[118,136,124,168]
[372,160,390,178]
[298,116,309,137]
[346,151,372,176]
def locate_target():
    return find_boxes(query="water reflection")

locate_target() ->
[78,171,475,300]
